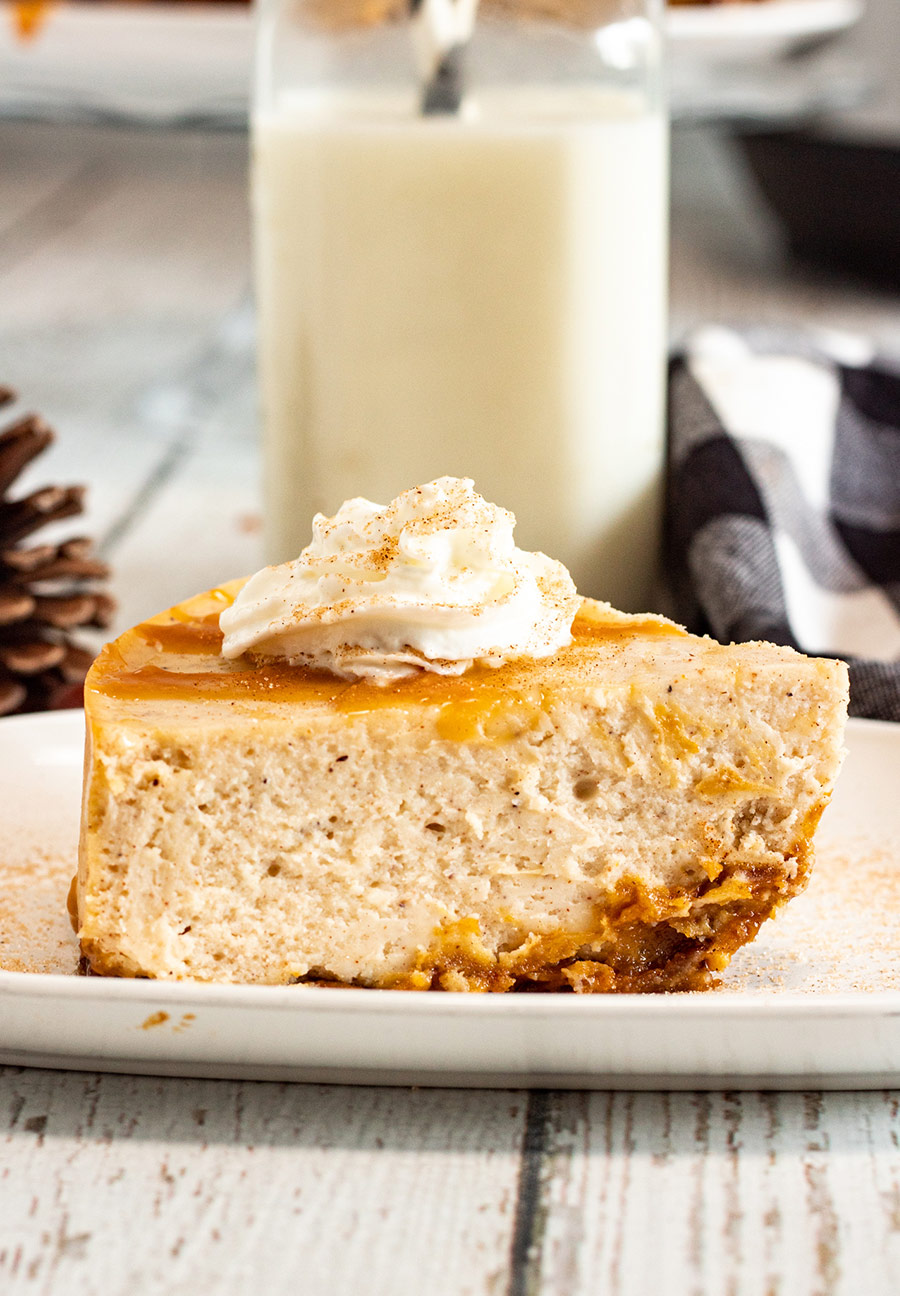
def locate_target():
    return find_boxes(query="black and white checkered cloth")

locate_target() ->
[665,327,900,722]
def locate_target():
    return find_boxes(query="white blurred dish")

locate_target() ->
[668,0,865,65]
[0,5,252,127]
[0,1,866,127]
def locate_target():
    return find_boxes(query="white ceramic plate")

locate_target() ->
[1,711,898,1089]
[0,2,864,127]
[668,0,864,63]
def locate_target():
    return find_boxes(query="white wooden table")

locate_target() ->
[2,117,900,1296]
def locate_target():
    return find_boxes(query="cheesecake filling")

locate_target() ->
[220,477,580,682]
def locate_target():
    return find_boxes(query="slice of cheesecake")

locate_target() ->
[76,583,848,991]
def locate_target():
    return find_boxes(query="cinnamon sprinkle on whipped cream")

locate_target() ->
[219,477,580,683]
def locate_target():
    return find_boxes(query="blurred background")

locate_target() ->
[0,0,898,631]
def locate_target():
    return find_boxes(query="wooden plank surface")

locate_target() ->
[516,1092,900,1296]
[2,110,900,1296]
[0,1069,525,1295]
[0,120,254,592]
[3,1078,900,1295]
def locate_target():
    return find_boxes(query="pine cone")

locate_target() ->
[0,387,114,717]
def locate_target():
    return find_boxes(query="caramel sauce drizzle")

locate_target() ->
[11,1,54,40]
[87,593,688,736]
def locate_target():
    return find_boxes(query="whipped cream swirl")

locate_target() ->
[219,477,579,683]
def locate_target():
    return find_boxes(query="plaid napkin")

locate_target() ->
[665,326,900,722]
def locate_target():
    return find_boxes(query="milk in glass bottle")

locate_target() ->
[253,0,668,608]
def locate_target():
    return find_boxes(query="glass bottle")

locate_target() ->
[253,0,667,609]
